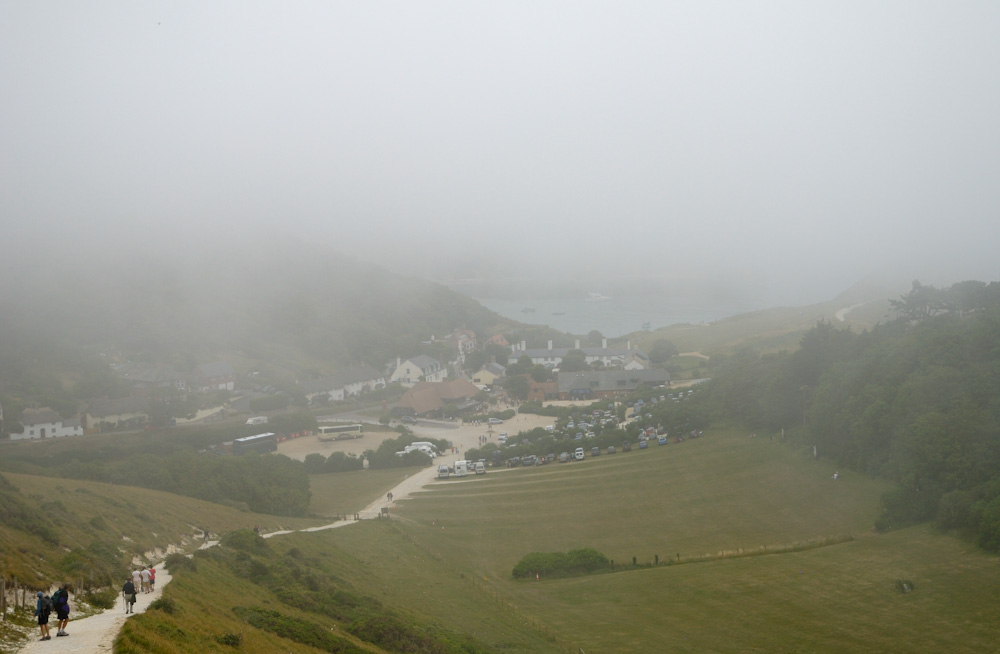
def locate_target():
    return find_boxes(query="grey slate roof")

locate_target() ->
[19,407,64,426]
[18,406,63,427]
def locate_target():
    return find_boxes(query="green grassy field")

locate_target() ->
[11,430,1000,653]
[360,432,1000,652]
[308,467,423,516]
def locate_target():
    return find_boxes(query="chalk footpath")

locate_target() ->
[18,564,171,654]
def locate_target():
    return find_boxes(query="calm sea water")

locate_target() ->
[472,295,755,337]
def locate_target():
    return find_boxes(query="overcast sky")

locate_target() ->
[3,2,999,306]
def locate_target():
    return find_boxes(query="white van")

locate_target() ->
[437,465,450,479]
[246,416,268,426]
[454,460,469,477]
[403,445,435,457]
[474,461,486,475]
[574,447,585,461]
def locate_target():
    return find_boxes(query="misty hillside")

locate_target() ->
[0,251,509,381]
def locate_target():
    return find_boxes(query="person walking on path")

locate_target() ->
[131,567,142,593]
[122,578,137,613]
[52,583,71,636]
[34,591,52,641]
[140,566,151,593]
[148,565,156,593]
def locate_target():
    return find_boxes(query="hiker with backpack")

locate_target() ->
[122,577,137,614]
[51,583,71,636]
[34,591,52,640]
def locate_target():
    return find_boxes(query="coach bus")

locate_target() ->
[317,423,364,440]
[233,432,278,455]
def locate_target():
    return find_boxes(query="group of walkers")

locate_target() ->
[32,583,71,640]
[31,565,158,642]
[122,565,156,614]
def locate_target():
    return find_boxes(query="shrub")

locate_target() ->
[164,552,197,573]
[148,597,177,614]
[221,529,271,554]
[512,547,611,579]
[215,631,243,647]
[82,587,118,609]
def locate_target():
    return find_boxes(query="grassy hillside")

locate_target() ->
[632,278,902,356]
[0,472,324,587]
[107,430,1000,653]
[0,250,513,404]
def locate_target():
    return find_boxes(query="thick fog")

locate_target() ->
[3,2,999,307]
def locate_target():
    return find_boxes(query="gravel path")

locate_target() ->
[17,564,172,654]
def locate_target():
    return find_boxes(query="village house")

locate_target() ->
[389,355,447,387]
[484,334,510,347]
[11,407,83,441]
[300,364,386,404]
[472,361,506,387]
[526,379,559,402]
[509,338,645,368]
[445,328,477,356]
[623,350,651,370]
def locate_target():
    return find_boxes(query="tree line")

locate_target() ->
[644,281,1000,550]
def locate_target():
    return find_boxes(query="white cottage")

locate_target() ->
[12,407,83,440]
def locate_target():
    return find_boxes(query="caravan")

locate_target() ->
[454,460,469,477]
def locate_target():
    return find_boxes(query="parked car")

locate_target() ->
[401,415,417,424]
[521,454,538,466]
[607,445,617,454]
[574,447,585,461]
[657,435,668,445]
[622,441,632,452]
[559,452,570,463]
[488,417,503,425]
[639,439,648,449]
[591,446,601,457]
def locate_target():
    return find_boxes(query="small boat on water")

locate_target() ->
[585,292,611,302]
